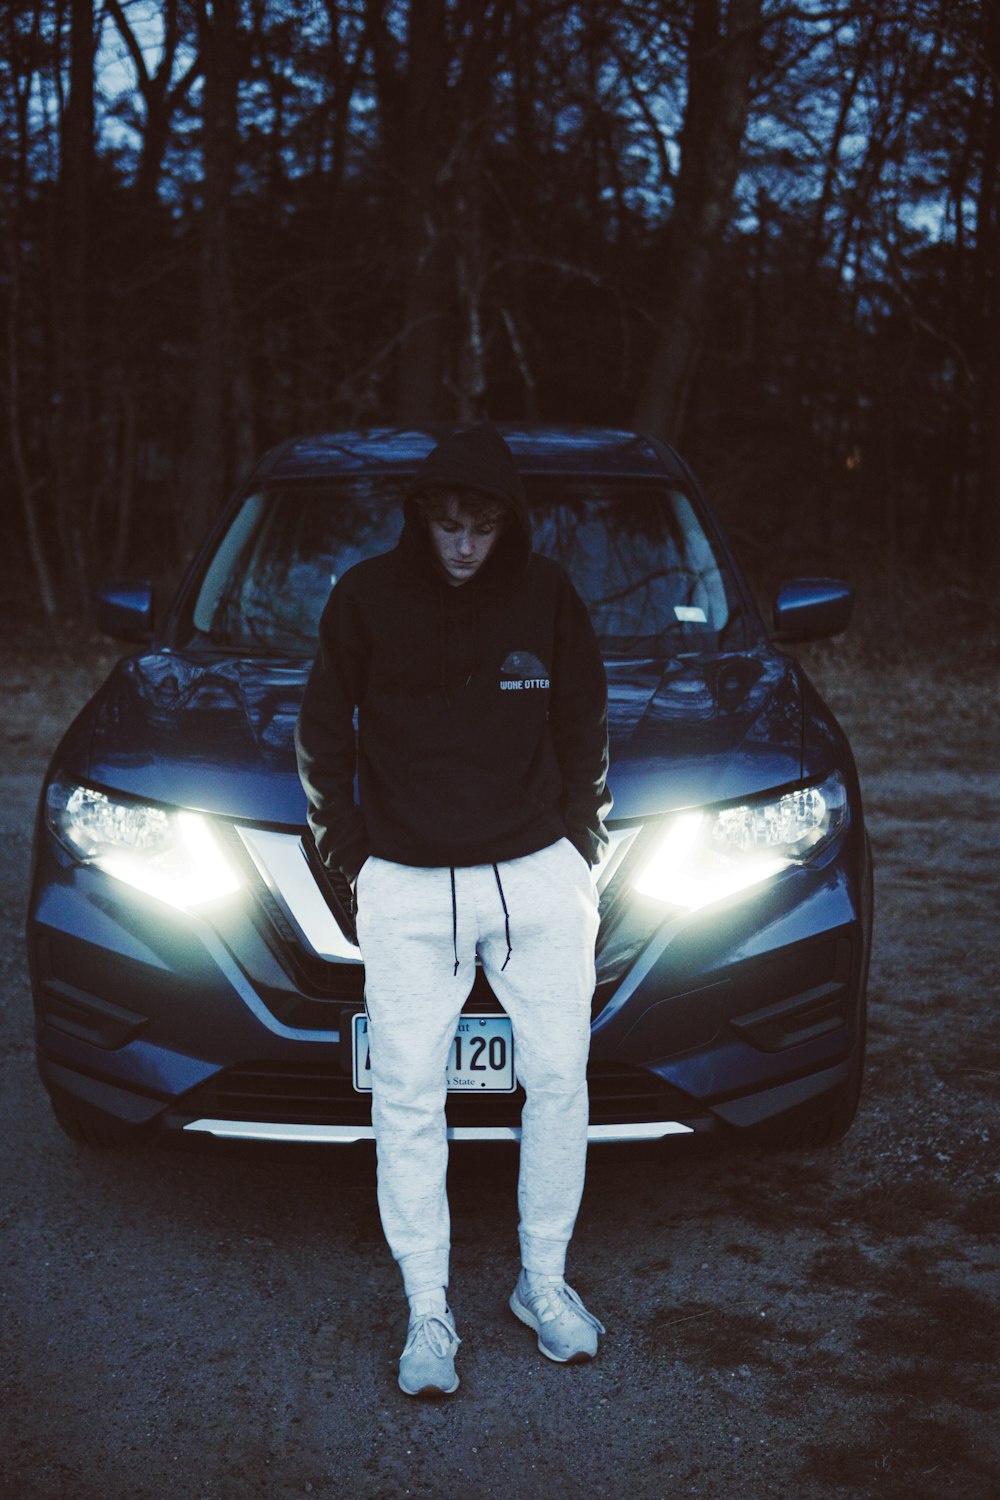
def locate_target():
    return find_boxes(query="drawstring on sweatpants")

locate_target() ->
[448,864,513,973]
[492,864,513,970]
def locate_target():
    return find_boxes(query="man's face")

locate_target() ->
[427,496,505,586]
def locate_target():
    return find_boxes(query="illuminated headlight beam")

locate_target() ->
[632,772,847,911]
[46,782,243,911]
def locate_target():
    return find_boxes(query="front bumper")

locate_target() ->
[28,815,871,1145]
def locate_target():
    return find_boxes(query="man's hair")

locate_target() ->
[413,486,508,527]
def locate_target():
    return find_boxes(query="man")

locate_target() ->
[296,423,611,1396]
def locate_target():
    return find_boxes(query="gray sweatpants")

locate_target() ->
[355,837,600,1297]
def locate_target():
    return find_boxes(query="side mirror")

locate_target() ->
[94,579,154,642]
[773,578,853,642]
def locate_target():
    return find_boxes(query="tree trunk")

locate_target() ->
[1,1,58,616]
[975,0,1000,595]
[454,166,487,421]
[184,0,239,550]
[105,0,193,218]
[52,0,95,610]
[111,388,137,576]
[4,233,58,618]
[395,0,450,421]
[634,0,762,443]
[452,7,500,420]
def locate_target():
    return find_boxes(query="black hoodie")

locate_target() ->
[295,424,611,880]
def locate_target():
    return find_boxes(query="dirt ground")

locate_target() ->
[1,627,997,1500]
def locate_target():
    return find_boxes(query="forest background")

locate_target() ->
[3,0,999,649]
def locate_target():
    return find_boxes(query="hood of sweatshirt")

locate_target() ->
[399,422,532,589]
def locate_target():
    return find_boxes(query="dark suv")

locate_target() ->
[28,427,872,1150]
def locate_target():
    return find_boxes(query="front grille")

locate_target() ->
[219,823,655,1024]
[248,878,359,998]
[176,1060,703,1129]
[253,956,607,1026]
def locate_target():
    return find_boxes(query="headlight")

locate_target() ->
[632,772,848,910]
[46,782,243,911]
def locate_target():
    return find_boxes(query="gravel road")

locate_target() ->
[1,640,997,1500]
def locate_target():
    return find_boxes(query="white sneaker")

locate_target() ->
[510,1271,605,1363]
[398,1308,461,1396]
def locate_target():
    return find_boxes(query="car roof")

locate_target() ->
[253,426,684,486]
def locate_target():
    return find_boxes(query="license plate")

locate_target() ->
[352,1013,516,1093]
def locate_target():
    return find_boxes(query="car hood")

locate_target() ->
[605,650,802,818]
[84,647,803,825]
[86,653,310,822]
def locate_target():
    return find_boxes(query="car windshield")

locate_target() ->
[188,475,746,657]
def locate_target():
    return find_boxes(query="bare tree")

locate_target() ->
[184,0,239,546]
[51,0,96,609]
[0,0,995,628]
[104,0,200,215]
[1,0,57,615]
[394,0,451,419]
[635,0,764,442]
[975,0,1000,591]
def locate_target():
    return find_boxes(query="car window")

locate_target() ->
[525,479,742,657]
[186,475,745,655]
[191,479,406,650]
